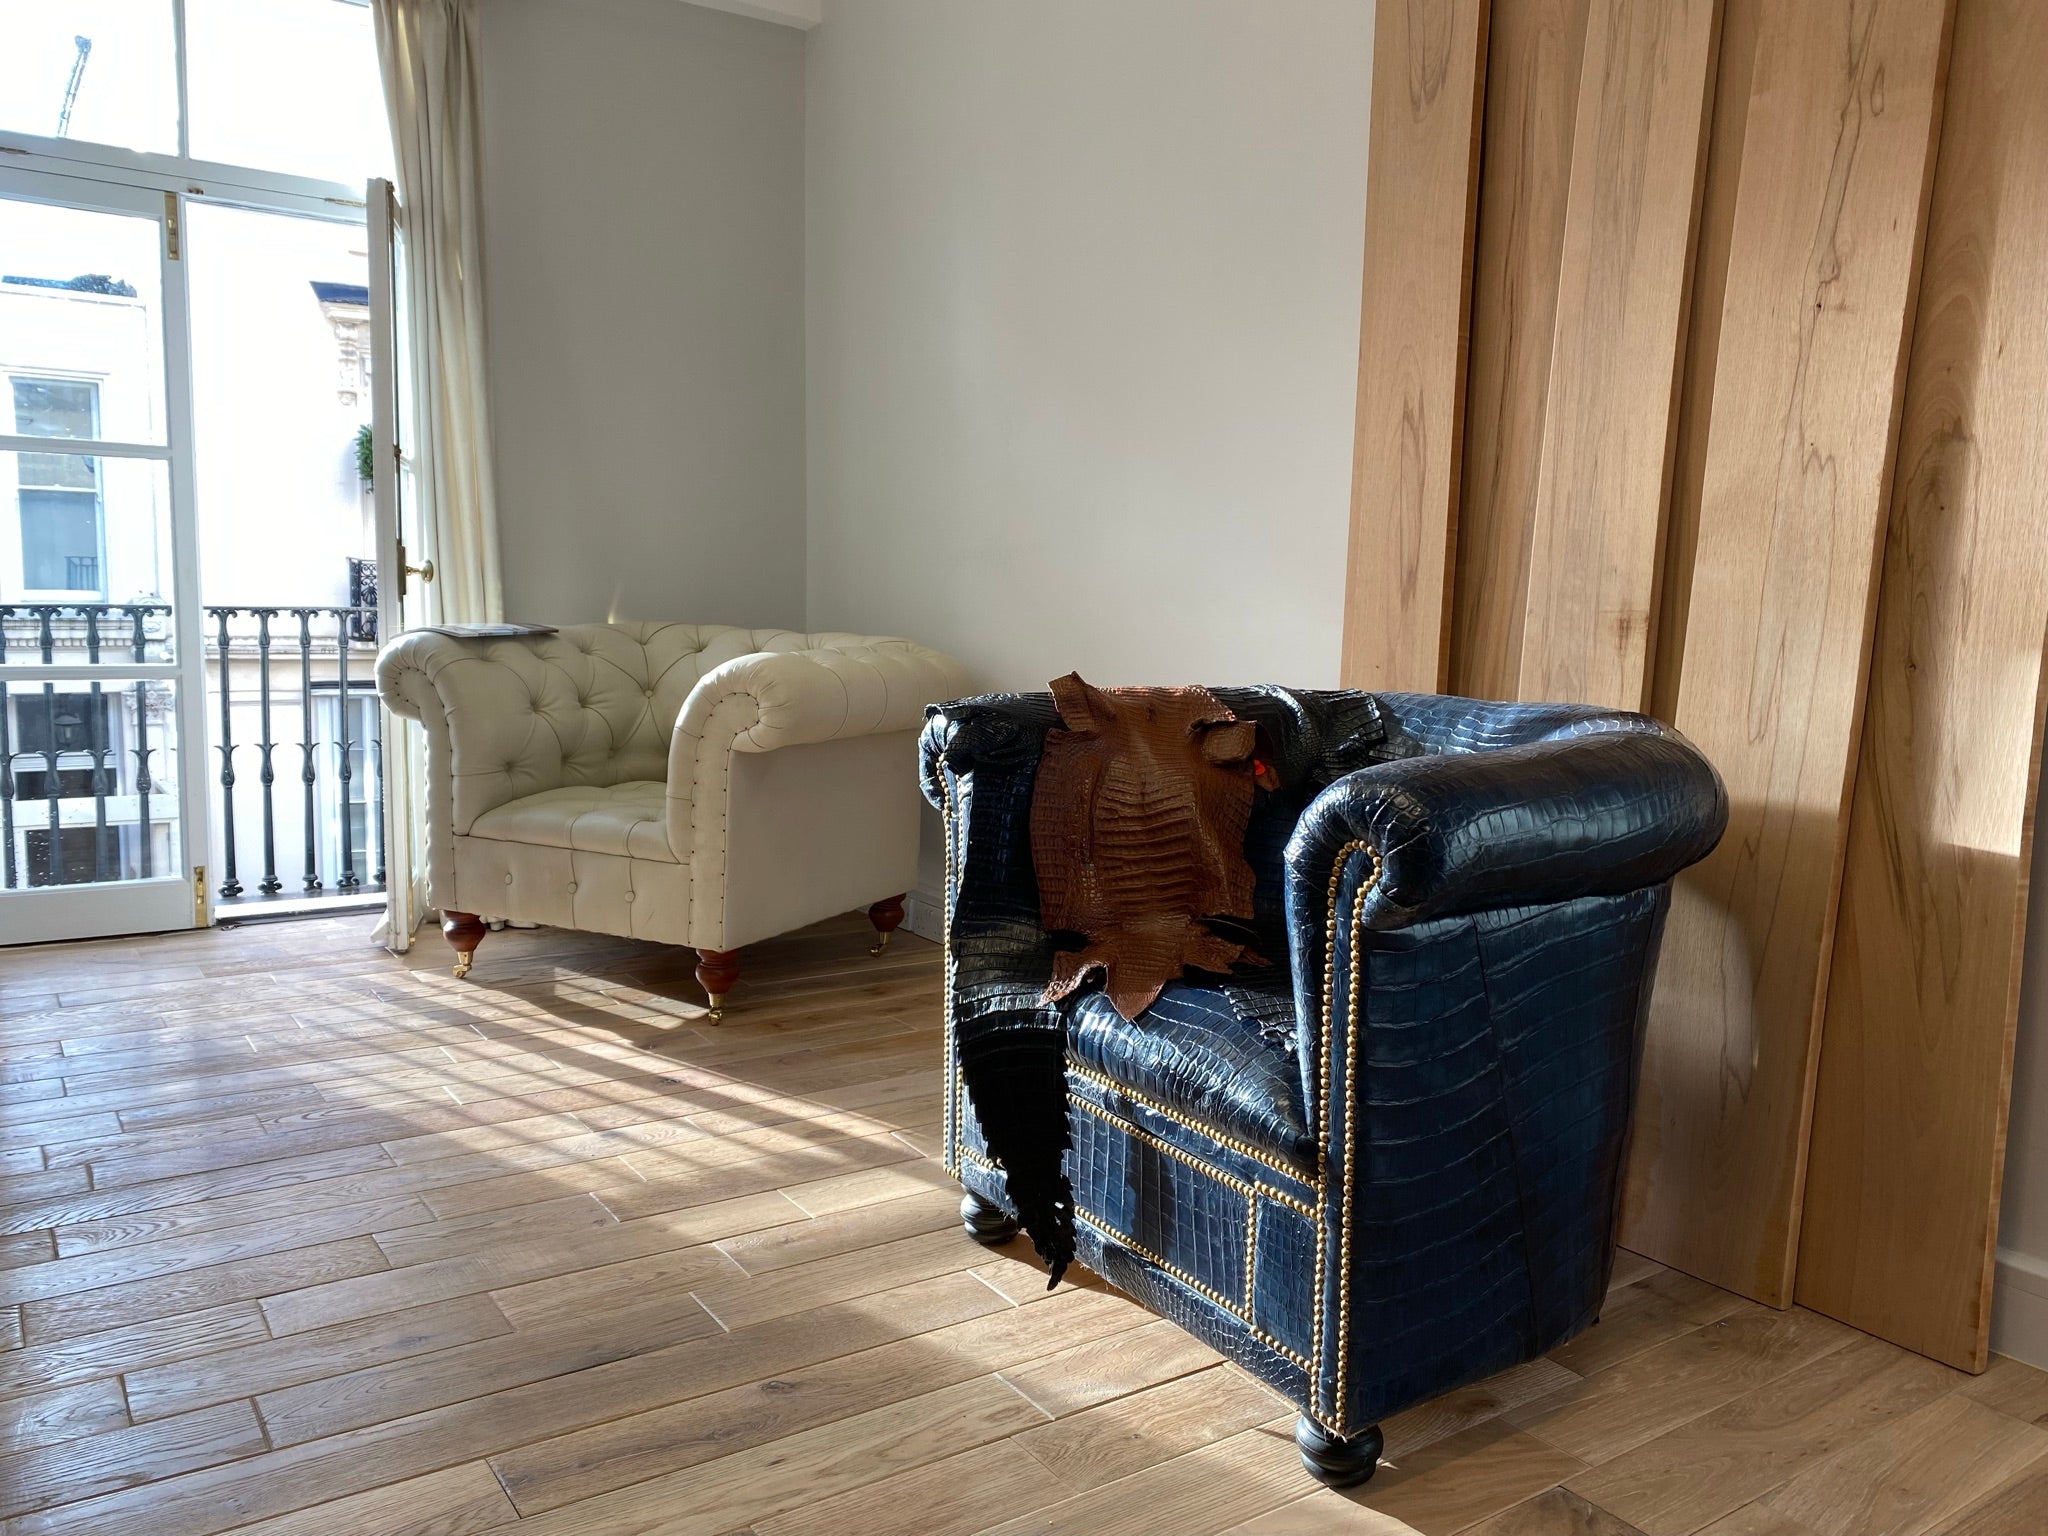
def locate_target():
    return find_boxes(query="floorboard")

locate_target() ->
[0,913,2041,1534]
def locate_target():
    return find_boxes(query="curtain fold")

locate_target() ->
[372,0,503,625]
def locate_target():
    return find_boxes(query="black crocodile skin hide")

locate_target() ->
[922,686,1726,1437]
[919,687,1395,1277]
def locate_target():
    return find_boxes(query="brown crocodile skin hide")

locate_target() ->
[1031,673,1262,1020]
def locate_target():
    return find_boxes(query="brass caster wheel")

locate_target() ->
[452,955,473,980]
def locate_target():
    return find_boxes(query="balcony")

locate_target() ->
[1,599,385,913]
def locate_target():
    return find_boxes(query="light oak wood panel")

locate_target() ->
[1339,0,1490,691]
[19,1235,391,1344]
[1447,0,1588,700]
[122,1294,513,1423]
[502,1375,1051,1536]
[1569,1332,1963,1534]
[1380,1356,1582,1459]
[977,1426,1323,1536]
[255,1292,710,1448]
[1647,0,1760,723]
[488,1289,1134,1514]
[753,1439,1073,1536]
[1617,0,1955,1304]
[0,1378,128,1454]
[1463,1487,1649,1536]
[997,1314,1221,1419]
[1508,1308,1857,1466]
[212,1462,517,1536]
[1762,1393,2048,1536]
[0,1302,269,1399]
[1013,1365,1282,1492]
[1515,0,1718,709]
[1546,1266,1747,1379]
[1358,1418,1589,1536]
[1794,0,2048,1372]
[1932,1461,2048,1536]
[1961,1353,2048,1426]
[0,1400,266,1520]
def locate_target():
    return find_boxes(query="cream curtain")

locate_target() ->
[372,0,503,624]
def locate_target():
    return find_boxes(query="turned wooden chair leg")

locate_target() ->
[442,911,486,980]
[867,894,906,955]
[695,947,741,1022]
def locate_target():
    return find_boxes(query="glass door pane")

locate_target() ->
[0,195,168,444]
[0,171,204,943]
[185,200,384,914]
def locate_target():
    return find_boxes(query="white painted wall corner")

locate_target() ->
[1993,1247,2048,1370]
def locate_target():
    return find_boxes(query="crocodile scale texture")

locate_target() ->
[921,685,1725,1437]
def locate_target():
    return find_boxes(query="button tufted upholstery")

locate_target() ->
[378,622,970,954]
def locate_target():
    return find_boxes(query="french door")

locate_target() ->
[0,166,211,943]
[368,176,425,952]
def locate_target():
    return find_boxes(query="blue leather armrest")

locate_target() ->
[1284,717,1727,936]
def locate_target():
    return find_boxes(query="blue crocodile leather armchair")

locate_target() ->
[918,687,1725,1487]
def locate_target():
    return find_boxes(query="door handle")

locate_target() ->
[395,542,434,601]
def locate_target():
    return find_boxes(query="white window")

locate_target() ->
[0,1,389,191]
[11,376,107,596]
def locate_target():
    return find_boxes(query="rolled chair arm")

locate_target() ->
[1285,716,1727,936]
[374,629,579,835]
[666,638,970,873]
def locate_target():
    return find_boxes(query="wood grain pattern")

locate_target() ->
[1760,1393,2048,1536]
[1,915,2046,1533]
[1568,1332,1962,1533]
[1340,0,1490,691]
[1515,0,1719,709]
[1447,0,1588,700]
[1794,0,2048,1372]
[1617,0,1955,1305]
[1648,0,1761,723]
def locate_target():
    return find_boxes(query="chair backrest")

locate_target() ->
[483,623,894,789]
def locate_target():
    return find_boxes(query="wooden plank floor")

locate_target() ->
[0,914,2045,1535]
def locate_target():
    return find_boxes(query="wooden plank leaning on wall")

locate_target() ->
[1647,0,1760,724]
[1339,0,1490,693]
[1618,0,1955,1306]
[1796,0,2048,1372]
[1514,0,1718,711]
[1446,0,1587,702]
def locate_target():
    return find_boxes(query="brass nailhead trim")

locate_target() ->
[937,770,1372,1429]
[1311,837,1370,1427]
[957,1105,1312,1374]
[1064,1062,1317,1189]
[938,785,960,1179]
[1244,1192,1260,1314]
[1334,855,1379,1435]
[1071,1209,1311,1374]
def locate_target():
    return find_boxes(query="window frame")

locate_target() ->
[10,373,111,599]
[0,0,378,214]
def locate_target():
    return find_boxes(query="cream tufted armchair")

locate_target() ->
[376,623,970,1015]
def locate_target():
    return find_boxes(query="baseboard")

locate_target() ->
[903,882,944,944]
[1992,1247,2048,1370]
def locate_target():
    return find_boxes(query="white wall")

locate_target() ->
[477,0,806,628]
[1995,784,2048,1367]
[803,0,1372,692]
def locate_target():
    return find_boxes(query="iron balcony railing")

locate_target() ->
[1,600,385,907]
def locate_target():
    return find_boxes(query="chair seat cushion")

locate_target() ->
[1066,976,1312,1173]
[466,781,675,862]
